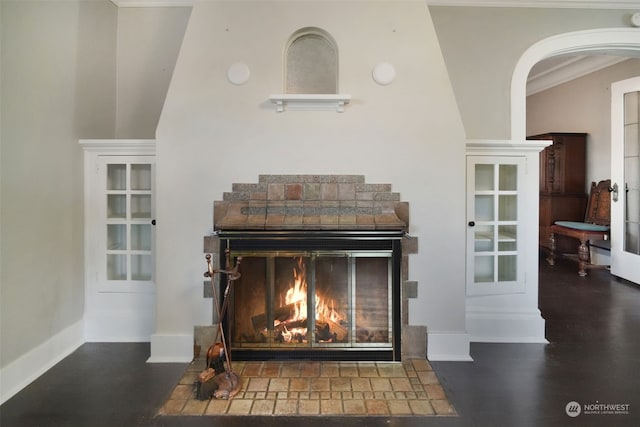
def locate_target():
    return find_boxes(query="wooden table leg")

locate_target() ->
[578,238,589,277]
[546,232,556,266]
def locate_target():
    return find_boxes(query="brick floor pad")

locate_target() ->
[159,359,456,417]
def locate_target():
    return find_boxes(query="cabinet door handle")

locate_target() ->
[151,219,156,226]
[609,183,618,202]
[468,221,475,227]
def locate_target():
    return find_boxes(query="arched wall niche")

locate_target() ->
[284,27,339,94]
[511,28,640,140]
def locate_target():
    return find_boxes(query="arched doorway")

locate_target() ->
[510,28,640,348]
[511,28,640,140]
[511,28,640,295]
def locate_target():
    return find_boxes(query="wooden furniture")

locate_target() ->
[528,133,588,253]
[546,180,611,276]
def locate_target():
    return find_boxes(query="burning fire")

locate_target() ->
[274,257,345,343]
[284,257,308,321]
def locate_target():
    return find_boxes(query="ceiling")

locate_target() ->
[527,53,638,95]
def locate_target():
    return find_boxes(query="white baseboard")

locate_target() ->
[85,337,151,342]
[147,333,193,363]
[466,306,548,343]
[0,320,84,405]
[427,332,473,361]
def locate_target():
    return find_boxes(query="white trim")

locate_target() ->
[466,306,548,343]
[147,333,194,363]
[110,0,640,9]
[111,0,194,7]
[512,28,640,140]
[79,139,156,155]
[0,320,84,404]
[269,94,351,113]
[426,332,473,361]
[428,0,640,8]
[466,139,550,154]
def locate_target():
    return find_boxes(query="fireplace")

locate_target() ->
[218,230,402,361]
[203,175,419,362]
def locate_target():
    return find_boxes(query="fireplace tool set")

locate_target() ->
[195,250,242,400]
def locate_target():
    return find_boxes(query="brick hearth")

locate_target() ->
[160,359,455,417]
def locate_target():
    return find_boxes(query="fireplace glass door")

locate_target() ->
[228,251,392,355]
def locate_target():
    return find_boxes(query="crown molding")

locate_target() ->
[527,55,630,95]
[109,0,640,9]
[110,0,193,7]
[429,0,640,8]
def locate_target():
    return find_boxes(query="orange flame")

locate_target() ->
[284,257,308,321]
[277,257,345,343]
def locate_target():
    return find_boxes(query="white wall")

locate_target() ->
[115,6,191,138]
[429,6,632,139]
[153,0,469,361]
[527,58,640,188]
[0,0,117,402]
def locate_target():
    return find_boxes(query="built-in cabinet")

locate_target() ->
[527,133,587,251]
[465,140,549,343]
[80,140,156,341]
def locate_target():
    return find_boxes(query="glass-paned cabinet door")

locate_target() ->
[466,156,525,295]
[100,156,155,291]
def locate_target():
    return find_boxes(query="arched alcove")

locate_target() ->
[285,27,338,94]
[269,27,350,112]
[511,28,640,140]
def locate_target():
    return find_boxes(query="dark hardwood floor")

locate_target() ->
[2,254,639,427]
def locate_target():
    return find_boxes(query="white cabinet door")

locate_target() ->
[611,77,640,285]
[100,157,155,291]
[466,156,526,295]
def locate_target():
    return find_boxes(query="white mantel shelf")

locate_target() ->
[269,94,351,113]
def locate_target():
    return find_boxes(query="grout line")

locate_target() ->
[160,359,456,417]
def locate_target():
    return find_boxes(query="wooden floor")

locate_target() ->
[2,255,640,427]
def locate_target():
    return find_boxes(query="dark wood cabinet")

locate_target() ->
[527,133,587,251]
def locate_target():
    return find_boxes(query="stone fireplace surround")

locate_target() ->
[201,175,423,361]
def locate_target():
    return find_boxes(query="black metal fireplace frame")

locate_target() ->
[217,230,403,361]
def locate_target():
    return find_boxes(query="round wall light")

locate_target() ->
[372,62,396,85]
[227,62,250,85]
